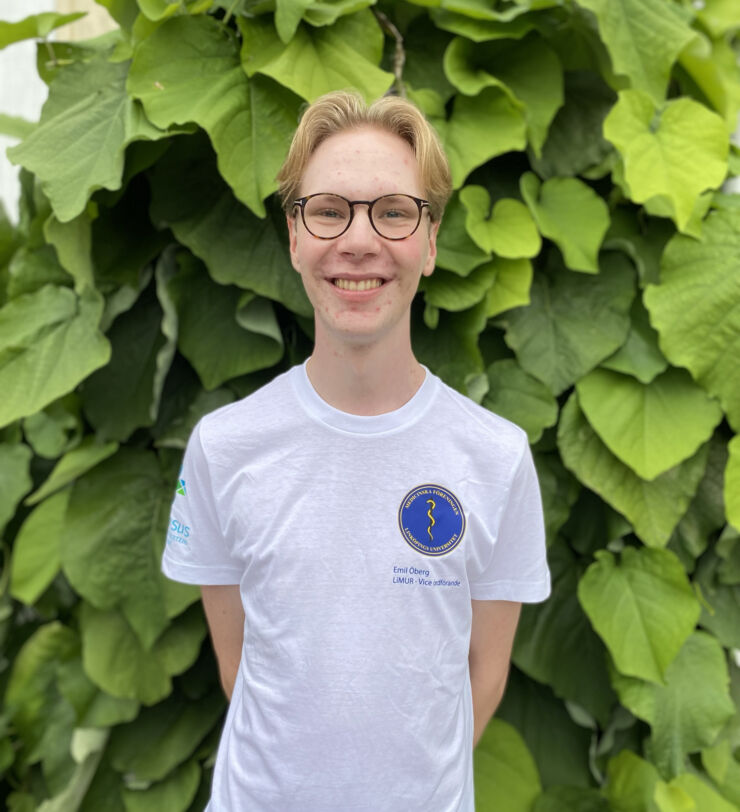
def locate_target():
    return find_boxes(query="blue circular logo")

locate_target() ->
[398,484,465,557]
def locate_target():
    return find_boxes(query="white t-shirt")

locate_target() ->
[162,364,551,812]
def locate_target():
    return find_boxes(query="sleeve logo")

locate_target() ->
[398,484,465,557]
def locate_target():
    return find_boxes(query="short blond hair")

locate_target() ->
[276,91,452,222]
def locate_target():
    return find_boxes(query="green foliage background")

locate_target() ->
[1,0,740,809]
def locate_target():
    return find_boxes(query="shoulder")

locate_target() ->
[432,376,530,467]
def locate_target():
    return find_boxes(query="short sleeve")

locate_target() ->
[469,441,551,602]
[161,420,243,585]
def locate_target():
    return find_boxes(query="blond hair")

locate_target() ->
[276,91,452,222]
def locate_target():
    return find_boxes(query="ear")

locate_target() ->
[287,214,301,272]
[421,220,440,278]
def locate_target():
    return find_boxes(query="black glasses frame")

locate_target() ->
[292,193,430,241]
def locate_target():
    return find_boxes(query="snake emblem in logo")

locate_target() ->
[398,485,465,557]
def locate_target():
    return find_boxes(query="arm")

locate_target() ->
[469,599,522,748]
[201,584,245,701]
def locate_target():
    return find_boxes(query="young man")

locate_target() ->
[163,91,551,812]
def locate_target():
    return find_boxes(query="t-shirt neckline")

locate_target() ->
[292,360,438,435]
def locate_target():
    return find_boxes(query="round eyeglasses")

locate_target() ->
[293,193,430,240]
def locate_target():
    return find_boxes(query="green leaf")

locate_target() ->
[0,442,33,535]
[36,729,108,812]
[82,282,173,442]
[0,13,86,50]
[434,191,491,275]
[22,395,82,460]
[603,90,728,234]
[520,172,610,273]
[533,452,580,546]
[10,490,69,605]
[60,449,176,649]
[605,750,662,812]
[696,0,740,37]
[531,70,616,180]
[431,8,538,43]
[576,367,723,481]
[702,739,740,808]
[484,257,533,318]
[240,12,394,103]
[0,285,110,429]
[148,133,311,316]
[601,298,668,384]
[578,546,700,684]
[80,605,205,705]
[128,15,301,218]
[669,774,738,812]
[532,786,610,812]
[501,252,634,395]
[496,668,593,789]
[513,539,615,726]
[121,760,200,812]
[573,0,696,104]
[0,114,35,140]
[603,208,674,287]
[644,208,740,431]
[727,435,740,532]
[558,394,709,548]
[9,59,164,223]
[109,693,224,782]
[611,632,735,777]
[459,186,540,258]
[5,622,78,758]
[474,718,541,812]
[421,262,498,311]
[168,253,284,390]
[433,87,527,188]
[483,360,558,443]
[25,435,118,507]
[443,33,563,155]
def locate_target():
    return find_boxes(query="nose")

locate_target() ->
[338,203,380,255]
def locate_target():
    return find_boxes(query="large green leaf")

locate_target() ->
[601,298,668,384]
[558,394,709,548]
[513,539,615,726]
[576,367,723,481]
[501,252,634,395]
[0,442,32,536]
[578,546,700,684]
[484,258,533,318]
[109,693,224,782]
[611,632,735,778]
[433,87,527,188]
[25,436,118,507]
[22,395,82,460]
[727,435,740,531]
[61,448,189,649]
[643,208,740,431]
[148,133,311,316]
[167,254,284,390]
[121,761,200,812]
[82,283,173,442]
[8,59,163,223]
[127,15,301,217]
[80,605,205,705]
[531,70,616,179]
[474,718,541,812]
[240,12,394,103]
[0,285,110,429]
[574,0,696,104]
[420,262,498,311]
[482,360,558,443]
[10,490,69,605]
[443,33,563,155]
[520,172,610,273]
[532,787,610,812]
[434,191,491,275]
[0,13,86,50]
[459,186,540,258]
[603,90,728,234]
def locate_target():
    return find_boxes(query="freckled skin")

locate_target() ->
[287,126,439,357]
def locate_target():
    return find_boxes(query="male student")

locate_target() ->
[162,90,551,812]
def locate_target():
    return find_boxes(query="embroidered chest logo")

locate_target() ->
[398,485,465,557]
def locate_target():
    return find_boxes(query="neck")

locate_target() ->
[306,329,425,416]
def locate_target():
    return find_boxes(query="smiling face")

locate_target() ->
[287,126,438,352]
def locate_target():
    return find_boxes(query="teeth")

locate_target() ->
[333,278,383,291]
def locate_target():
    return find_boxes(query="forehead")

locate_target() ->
[300,126,423,197]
